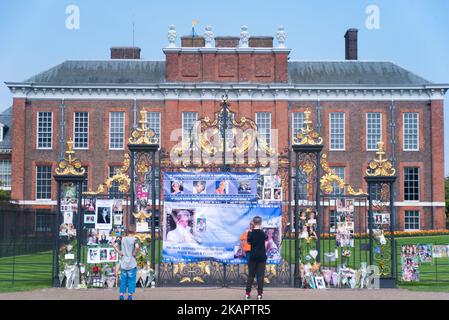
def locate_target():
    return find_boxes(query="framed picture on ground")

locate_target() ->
[314,276,326,289]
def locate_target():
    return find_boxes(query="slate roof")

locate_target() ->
[287,61,432,86]
[0,107,12,151]
[18,60,434,87]
[24,60,166,85]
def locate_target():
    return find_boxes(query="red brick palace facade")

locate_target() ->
[5,26,449,230]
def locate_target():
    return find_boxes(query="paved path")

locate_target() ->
[1,287,449,300]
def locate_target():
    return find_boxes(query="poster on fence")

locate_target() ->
[163,172,259,203]
[335,198,355,247]
[262,175,282,202]
[432,245,449,258]
[162,172,282,264]
[417,244,432,263]
[401,244,420,282]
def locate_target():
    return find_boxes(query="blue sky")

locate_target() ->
[1,0,448,171]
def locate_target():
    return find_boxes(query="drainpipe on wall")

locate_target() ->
[426,92,435,230]
[133,99,137,129]
[59,99,65,160]
[389,98,397,230]
[316,96,321,133]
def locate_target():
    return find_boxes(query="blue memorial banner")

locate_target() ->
[162,202,282,264]
[163,172,259,203]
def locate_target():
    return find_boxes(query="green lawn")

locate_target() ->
[1,235,449,293]
[0,251,53,293]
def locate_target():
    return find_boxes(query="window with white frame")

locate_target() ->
[331,167,345,195]
[404,210,420,230]
[37,112,53,149]
[404,167,420,201]
[292,112,306,140]
[366,113,382,150]
[0,160,11,189]
[36,166,52,200]
[182,112,198,147]
[256,112,272,147]
[109,112,125,149]
[329,113,345,150]
[74,112,89,149]
[146,112,161,140]
[403,113,419,151]
[0,124,4,142]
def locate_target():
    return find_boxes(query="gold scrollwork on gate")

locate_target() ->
[174,262,212,283]
[128,110,159,146]
[293,109,323,146]
[83,153,131,196]
[54,138,86,177]
[318,153,367,195]
[365,141,396,177]
[174,96,275,167]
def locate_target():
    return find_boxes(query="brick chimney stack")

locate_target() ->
[344,28,358,60]
[110,47,141,59]
[181,35,205,47]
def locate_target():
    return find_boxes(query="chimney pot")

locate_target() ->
[344,28,358,60]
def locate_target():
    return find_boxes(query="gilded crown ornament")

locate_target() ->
[55,138,86,176]
[293,109,323,146]
[133,209,151,223]
[365,141,396,177]
[174,95,275,165]
[128,110,159,145]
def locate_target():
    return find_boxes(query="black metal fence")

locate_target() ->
[0,206,56,288]
[396,240,449,286]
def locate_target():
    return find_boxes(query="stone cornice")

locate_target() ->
[5,82,449,101]
[162,47,292,54]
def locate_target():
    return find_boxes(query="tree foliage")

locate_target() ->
[0,180,11,201]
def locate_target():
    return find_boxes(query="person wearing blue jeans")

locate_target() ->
[114,231,139,300]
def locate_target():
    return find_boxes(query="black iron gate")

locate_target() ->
[156,95,293,287]
[66,100,397,289]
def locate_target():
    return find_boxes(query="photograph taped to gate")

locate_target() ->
[85,198,96,212]
[95,199,113,230]
[88,248,99,264]
[63,211,73,224]
[62,183,77,200]
[113,214,123,226]
[112,199,123,213]
[84,214,95,224]
[165,208,195,243]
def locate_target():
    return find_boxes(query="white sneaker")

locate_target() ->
[257,295,263,300]
[245,294,251,300]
